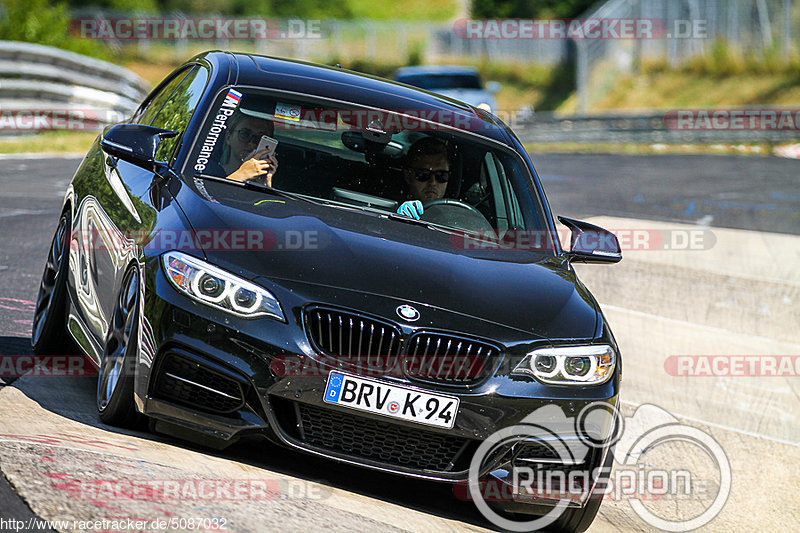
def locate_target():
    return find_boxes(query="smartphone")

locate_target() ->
[248,135,278,160]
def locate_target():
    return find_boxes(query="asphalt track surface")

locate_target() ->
[531,153,799,235]
[0,153,798,532]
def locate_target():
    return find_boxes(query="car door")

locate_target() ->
[76,66,208,346]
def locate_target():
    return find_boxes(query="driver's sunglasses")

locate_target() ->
[235,128,269,144]
[409,168,450,183]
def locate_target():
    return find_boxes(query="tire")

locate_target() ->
[32,210,73,355]
[97,266,142,428]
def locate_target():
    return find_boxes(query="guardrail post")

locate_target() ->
[174,11,187,62]
[331,20,342,59]
[756,0,774,51]
[783,0,792,60]
[135,10,150,58]
[396,22,407,63]
[633,0,642,74]
[366,20,377,59]
[576,39,588,115]
[667,0,678,67]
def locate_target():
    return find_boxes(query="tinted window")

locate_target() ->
[135,68,193,126]
[149,66,209,162]
[186,89,548,238]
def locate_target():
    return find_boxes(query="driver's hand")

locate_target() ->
[227,156,278,186]
[397,200,424,219]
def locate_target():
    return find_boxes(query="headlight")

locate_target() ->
[162,251,284,321]
[512,345,615,385]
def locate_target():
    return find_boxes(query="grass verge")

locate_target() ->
[558,70,800,113]
[0,131,98,155]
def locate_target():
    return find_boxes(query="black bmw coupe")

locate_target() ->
[32,51,623,532]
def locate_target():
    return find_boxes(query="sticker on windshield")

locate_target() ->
[194,89,241,173]
[275,102,301,122]
[191,176,218,203]
[225,88,243,105]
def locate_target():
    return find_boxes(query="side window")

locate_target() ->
[484,151,527,230]
[483,152,508,230]
[497,157,527,229]
[150,66,209,162]
[135,68,192,126]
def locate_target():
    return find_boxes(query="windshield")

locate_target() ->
[185,88,549,241]
[395,73,484,91]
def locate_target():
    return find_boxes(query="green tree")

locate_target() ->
[0,0,109,58]
[471,0,597,19]
[64,0,158,12]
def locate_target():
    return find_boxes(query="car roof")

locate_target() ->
[196,52,508,145]
[393,65,481,77]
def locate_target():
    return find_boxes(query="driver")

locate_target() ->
[216,111,279,186]
[396,137,449,220]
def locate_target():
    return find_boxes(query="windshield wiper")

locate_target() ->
[194,174,480,237]
[386,213,511,243]
[385,212,459,236]
[193,174,323,205]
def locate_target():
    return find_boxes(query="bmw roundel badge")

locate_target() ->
[396,304,420,322]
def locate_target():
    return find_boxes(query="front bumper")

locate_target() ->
[137,261,620,505]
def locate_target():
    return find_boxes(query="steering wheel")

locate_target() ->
[420,198,494,231]
[423,198,485,217]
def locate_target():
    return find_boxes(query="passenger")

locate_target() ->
[396,137,450,220]
[216,112,278,186]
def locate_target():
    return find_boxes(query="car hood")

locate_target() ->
[174,183,597,339]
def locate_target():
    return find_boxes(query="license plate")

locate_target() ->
[323,371,459,429]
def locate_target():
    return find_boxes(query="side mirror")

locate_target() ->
[558,216,622,264]
[100,124,179,173]
[485,81,501,94]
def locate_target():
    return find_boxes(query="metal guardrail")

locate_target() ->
[2,39,794,145]
[0,41,149,133]
[514,111,800,144]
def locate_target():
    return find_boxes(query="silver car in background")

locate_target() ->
[393,65,501,113]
